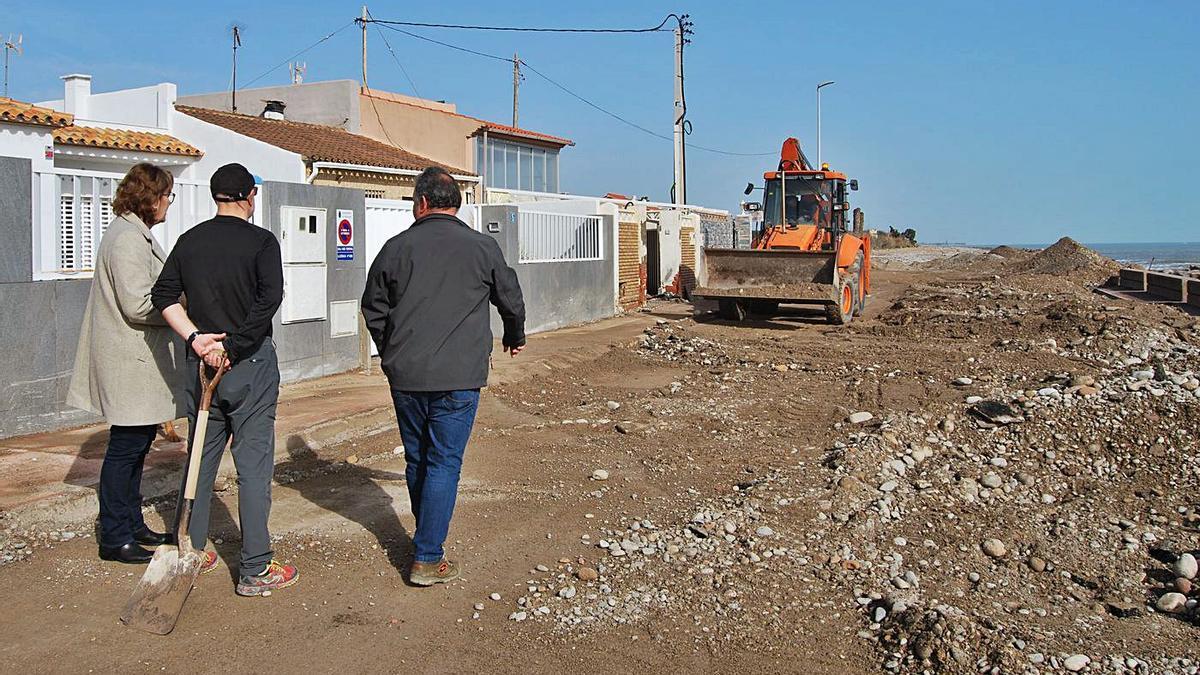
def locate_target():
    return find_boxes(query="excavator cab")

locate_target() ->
[765,177,830,231]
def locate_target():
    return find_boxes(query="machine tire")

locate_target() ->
[718,299,747,321]
[748,300,780,316]
[850,251,867,314]
[826,272,859,325]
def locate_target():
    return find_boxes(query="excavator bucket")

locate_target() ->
[694,248,839,304]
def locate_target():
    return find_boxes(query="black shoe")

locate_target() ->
[133,528,175,546]
[98,542,155,564]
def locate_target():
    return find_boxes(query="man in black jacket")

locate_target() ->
[152,163,298,597]
[362,166,525,586]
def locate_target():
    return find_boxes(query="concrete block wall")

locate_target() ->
[259,182,367,383]
[1146,271,1186,302]
[478,205,617,337]
[1118,268,1146,292]
[0,168,370,439]
[0,156,99,437]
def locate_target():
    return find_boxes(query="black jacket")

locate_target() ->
[152,215,283,362]
[362,212,526,391]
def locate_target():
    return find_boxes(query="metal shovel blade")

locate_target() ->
[119,499,202,635]
[119,543,204,635]
[120,362,226,635]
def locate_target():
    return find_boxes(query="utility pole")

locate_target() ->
[672,15,692,206]
[360,5,369,89]
[512,53,521,127]
[230,26,242,113]
[3,34,22,99]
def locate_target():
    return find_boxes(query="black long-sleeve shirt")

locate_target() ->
[152,215,283,362]
[362,212,525,391]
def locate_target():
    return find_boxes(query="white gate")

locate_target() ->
[517,210,603,263]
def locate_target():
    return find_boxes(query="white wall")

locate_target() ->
[0,124,54,173]
[656,210,683,292]
[171,112,306,184]
[39,83,174,131]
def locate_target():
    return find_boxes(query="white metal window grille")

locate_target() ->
[58,188,77,271]
[36,169,208,279]
[98,178,115,239]
[53,173,116,273]
[518,211,602,263]
[79,195,95,270]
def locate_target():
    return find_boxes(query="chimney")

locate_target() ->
[62,74,92,118]
[261,100,286,120]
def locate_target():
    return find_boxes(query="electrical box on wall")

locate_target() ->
[328,300,359,338]
[279,205,329,324]
[281,206,327,264]
[281,266,328,323]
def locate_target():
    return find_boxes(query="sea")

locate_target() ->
[969,242,1200,272]
[1087,243,1200,272]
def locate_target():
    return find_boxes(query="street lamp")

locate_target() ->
[816,80,835,167]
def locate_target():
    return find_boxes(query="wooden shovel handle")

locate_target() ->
[183,355,229,501]
[197,352,229,412]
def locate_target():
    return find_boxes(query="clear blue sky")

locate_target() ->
[4,0,1197,244]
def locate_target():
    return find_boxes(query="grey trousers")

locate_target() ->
[177,340,279,577]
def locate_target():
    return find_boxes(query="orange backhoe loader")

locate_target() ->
[693,137,871,324]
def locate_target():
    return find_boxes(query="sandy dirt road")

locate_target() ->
[2,245,1199,674]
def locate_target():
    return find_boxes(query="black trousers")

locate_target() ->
[98,424,157,546]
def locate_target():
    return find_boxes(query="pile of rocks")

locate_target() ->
[820,359,1198,671]
[504,466,832,647]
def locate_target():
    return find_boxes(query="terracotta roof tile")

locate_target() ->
[53,125,202,157]
[362,89,573,147]
[0,97,73,128]
[176,105,474,175]
[473,119,574,147]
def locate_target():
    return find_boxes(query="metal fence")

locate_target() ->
[518,210,603,263]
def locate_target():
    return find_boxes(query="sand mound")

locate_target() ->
[987,245,1030,259]
[924,251,1006,272]
[1006,237,1119,279]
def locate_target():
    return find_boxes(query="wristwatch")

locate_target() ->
[186,331,200,349]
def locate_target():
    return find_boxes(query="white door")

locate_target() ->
[364,199,415,356]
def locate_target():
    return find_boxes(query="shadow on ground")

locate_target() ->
[275,435,416,582]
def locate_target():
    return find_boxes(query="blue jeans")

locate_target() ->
[390,389,480,563]
[99,424,157,546]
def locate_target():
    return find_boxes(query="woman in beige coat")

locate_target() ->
[67,163,182,564]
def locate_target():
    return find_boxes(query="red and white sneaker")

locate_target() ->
[199,549,219,575]
[235,560,299,596]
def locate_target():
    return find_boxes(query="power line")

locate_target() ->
[242,21,356,88]
[522,61,770,157]
[365,91,403,150]
[362,16,674,34]
[376,23,772,156]
[377,24,511,63]
[372,23,422,98]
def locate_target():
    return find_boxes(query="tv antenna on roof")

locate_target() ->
[290,61,306,85]
[229,23,244,112]
[3,34,22,99]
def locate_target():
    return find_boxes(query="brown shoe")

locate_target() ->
[410,558,460,586]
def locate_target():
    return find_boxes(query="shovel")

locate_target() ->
[120,354,228,634]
